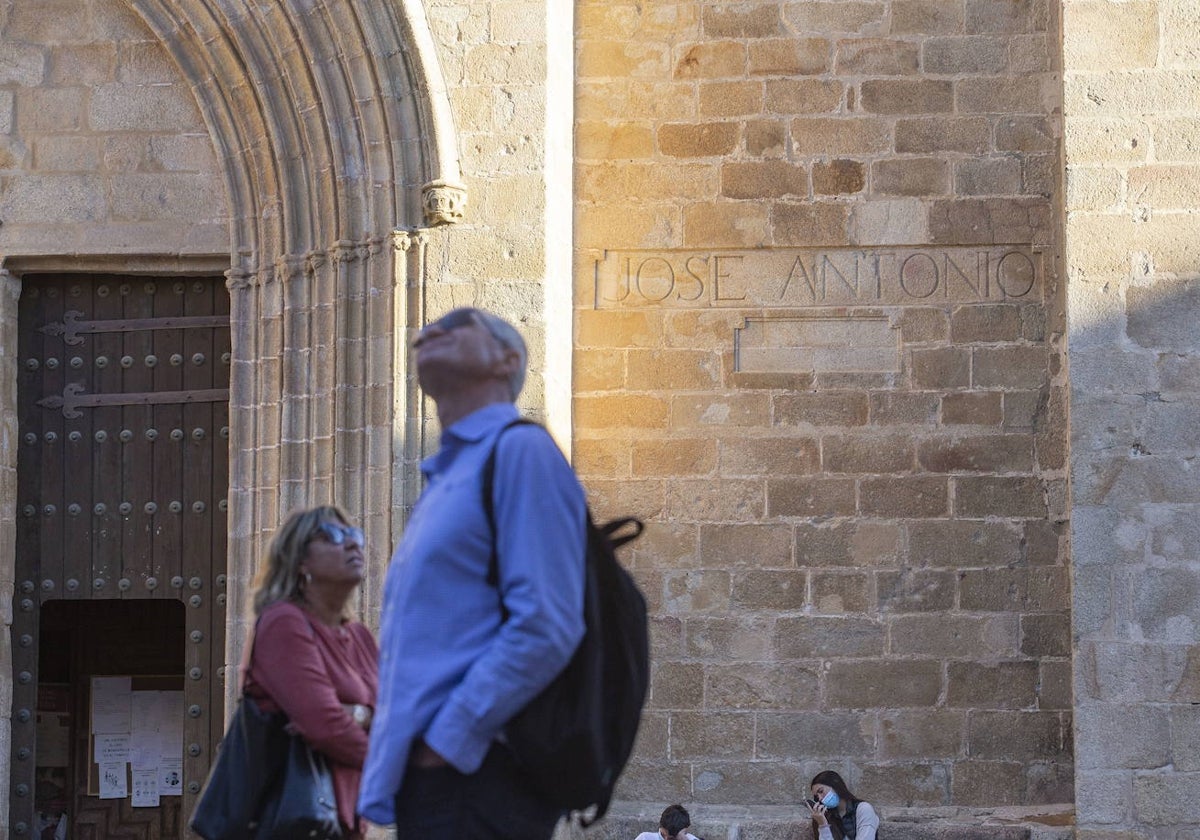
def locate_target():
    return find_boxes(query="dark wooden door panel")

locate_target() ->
[14,275,230,840]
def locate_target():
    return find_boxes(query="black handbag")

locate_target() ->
[189,696,288,840]
[253,733,341,840]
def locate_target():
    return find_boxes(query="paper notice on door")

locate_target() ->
[98,762,128,799]
[158,759,183,796]
[94,733,130,764]
[131,769,160,807]
[91,677,132,735]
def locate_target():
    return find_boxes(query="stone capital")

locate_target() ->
[421,179,468,226]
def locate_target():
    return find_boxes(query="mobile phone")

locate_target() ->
[804,798,819,809]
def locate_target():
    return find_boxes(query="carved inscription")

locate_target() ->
[592,246,1042,309]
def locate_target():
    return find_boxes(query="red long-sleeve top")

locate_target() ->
[242,601,379,835]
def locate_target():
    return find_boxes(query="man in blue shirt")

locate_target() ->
[358,307,587,838]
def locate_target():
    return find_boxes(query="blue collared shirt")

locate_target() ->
[358,403,587,824]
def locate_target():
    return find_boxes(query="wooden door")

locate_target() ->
[13,275,230,840]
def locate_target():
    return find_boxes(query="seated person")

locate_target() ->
[635,804,701,840]
[806,770,879,840]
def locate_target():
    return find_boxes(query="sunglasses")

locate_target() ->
[311,522,364,546]
[413,309,476,348]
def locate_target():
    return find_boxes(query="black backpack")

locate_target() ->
[483,419,650,825]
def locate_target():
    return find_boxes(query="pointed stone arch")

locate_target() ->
[125,0,465,660]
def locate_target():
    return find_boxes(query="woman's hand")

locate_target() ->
[807,801,829,827]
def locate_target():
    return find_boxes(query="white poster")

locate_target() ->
[131,769,160,807]
[158,759,183,796]
[98,762,128,799]
[91,677,131,735]
[94,733,130,764]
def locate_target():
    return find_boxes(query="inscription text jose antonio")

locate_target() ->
[592,246,1042,309]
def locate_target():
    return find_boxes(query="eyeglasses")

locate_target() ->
[311,522,364,546]
[413,309,476,348]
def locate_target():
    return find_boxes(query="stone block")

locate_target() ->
[578,40,671,78]
[109,173,225,223]
[877,569,956,612]
[675,40,748,79]
[972,346,1048,388]
[1063,1,1158,71]
[765,79,845,114]
[706,662,820,710]
[825,659,942,707]
[1127,276,1200,351]
[797,521,901,568]
[732,570,808,610]
[613,759,694,802]
[774,616,887,658]
[659,121,739,157]
[719,436,819,474]
[897,308,949,343]
[722,160,810,199]
[671,710,756,759]
[785,0,887,32]
[770,201,854,245]
[750,38,831,75]
[692,761,806,805]
[0,40,46,86]
[951,760,1029,806]
[968,711,1069,761]
[685,615,775,661]
[910,347,970,388]
[965,0,1035,33]
[627,349,721,390]
[1039,660,1072,710]
[793,117,892,156]
[574,394,669,429]
[490,2,546,43]
[892,0,964,33]
[89,82,202,132]
[950,304,1025,343]
[576,310,658,348]
[897,117,991,155]
[573,349,626,392]
[703,3,784,37]
[923,36,1009,74]
[942,392,1003,426]
[700,524,794,568]
[822,433,914,473]
[747,119,788,156]
[836,38,920,74]
[32,136,101,172]
[955,157,1023,196]
[860,476,948,517]
[649,660,705,709]
[811,571,869,612]
[813,159,866,195]
[879,709,967,758]
[1130,566,1200,642]
[662,568,734,614]
[683,201,771,247]
[1153,117,1200,162]
[872,158,951,197]
[676,393,768,427]
[627,521,701,570]
[1020,613,1070,657]
[700,80,763,118]
[890,614,1019,658]
[859,762,950,805]
[576,121,656,158]
[917,434,1034,473]
[1075,770,1134,826]
[627,80,702,120]
[0,174,107,223]
[577,203,680,248]
[928,197,1049,246]
[5,0,86,41]
[947,661,1039,708]
[1075,703,1170,770]
[997,116,1057,153]
[17,86,86,132]
[1133,771,1200,825]
[49,43,117,85]
[960,564,1065,609]
[1172,705,1200,771]
[768,477,857,517]
[869,391,940,425]
[775,392,869,427]
[955,475,1047,518]
[756,711,873,758]
[1129,164,1200,211]
[665,479,766,522]
[860,79,954,114]
[573,436,632,477]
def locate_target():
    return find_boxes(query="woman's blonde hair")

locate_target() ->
[251,505,352,616]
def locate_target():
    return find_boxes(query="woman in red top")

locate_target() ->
[242,505,379,839]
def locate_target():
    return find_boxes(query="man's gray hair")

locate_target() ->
[475,309,528,400]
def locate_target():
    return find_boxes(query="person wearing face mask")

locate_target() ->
[805,770,879,840]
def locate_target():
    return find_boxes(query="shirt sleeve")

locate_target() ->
[854,802,880,840]
[817,825,834,840]
[249,606,369,768]
[422,424,587,772]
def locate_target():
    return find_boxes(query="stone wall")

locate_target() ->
[1063,0,1200,836]
[575,0,1071,812]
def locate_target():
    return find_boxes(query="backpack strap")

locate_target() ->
[481,418,541,598]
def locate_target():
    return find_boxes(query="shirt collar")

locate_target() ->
[420,402,519,479]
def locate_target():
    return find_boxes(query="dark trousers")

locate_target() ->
[392,744,562,840]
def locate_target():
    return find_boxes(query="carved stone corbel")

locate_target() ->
[421,179,468,226]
